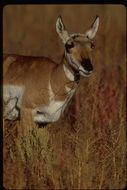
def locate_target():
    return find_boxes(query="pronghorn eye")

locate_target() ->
[65,42,74,50]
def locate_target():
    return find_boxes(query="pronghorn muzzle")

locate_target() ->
[81,58,93,73]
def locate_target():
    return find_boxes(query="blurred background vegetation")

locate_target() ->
[3,5,126,189]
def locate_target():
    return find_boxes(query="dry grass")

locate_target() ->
[3,5,126,189]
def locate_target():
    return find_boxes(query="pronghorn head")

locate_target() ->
[56,16,99,77]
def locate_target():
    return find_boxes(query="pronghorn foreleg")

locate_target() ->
[19,106,35,136]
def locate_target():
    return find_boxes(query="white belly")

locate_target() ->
[48,100,66,121]
[32,88,76,123]
[32,100,67,123]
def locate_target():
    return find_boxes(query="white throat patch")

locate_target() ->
[63,64,74,81]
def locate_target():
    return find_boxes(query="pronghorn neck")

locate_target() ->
[63,54,80,84]
[50,54,79,101]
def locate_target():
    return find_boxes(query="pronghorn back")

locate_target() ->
[4,54,56,85]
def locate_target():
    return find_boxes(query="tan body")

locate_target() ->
[4,55,66,106]
[3,54,77,124]
[3,16,99,127]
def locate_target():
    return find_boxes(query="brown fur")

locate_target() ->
[3,36,94,130]
[3,16,99,129]
[3,54,78,109]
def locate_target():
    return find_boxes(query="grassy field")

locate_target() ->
[3,5,126,189]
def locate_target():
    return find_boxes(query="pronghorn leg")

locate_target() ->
[19,107,34,136]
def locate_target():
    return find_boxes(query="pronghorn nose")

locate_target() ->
[81,58,93,72]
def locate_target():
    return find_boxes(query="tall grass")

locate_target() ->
[3,5,126,189]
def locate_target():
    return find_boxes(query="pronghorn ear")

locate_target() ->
[85,16,100,39]
[56,16,70,44]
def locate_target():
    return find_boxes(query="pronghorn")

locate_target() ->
[3,16,99,128]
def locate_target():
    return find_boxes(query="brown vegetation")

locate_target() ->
[3,5,126,189]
